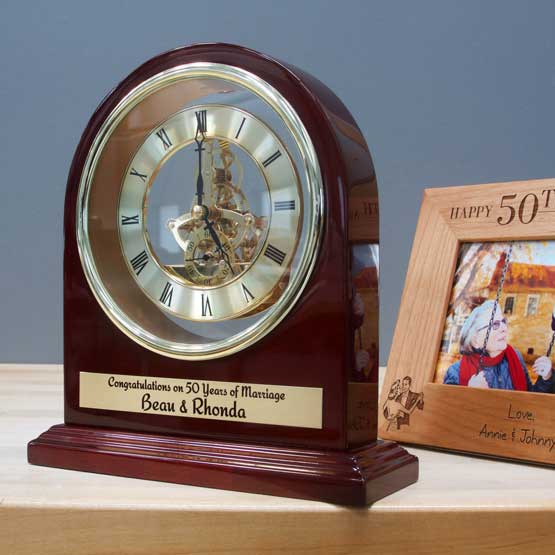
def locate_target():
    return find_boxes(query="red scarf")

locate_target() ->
[459,344,527,391]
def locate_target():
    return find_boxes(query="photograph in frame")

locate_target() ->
[435,241,555,394]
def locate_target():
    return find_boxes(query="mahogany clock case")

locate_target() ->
[28,44,417,504]
[63,43,371,449]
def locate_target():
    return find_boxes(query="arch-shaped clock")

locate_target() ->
[28,43,417,505]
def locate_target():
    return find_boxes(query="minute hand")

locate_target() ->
[194,111,206,205]
[203,218,235,276]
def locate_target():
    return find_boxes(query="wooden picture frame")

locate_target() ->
[379,178,555,465]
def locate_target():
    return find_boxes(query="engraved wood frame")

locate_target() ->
[379,178,555,465]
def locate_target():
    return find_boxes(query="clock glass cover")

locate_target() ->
[77,64,323,359]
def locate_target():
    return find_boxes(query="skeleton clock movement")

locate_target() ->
[28,43,417,505]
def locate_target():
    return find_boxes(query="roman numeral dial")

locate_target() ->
[201,294,212,317]
[235,117,246,139]
[130,250,149,275]
[117,104,303,322]
[121,214,139,225]
[241,283,255,303]
[156,128,172,150]
[76,53,327,363]
[264,244,287,266]
[130,168,148,182]
[274,200,295,211]
[262,150,281,168]
[195,110,207,133]
[159,282,174,307]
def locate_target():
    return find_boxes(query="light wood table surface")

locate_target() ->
[2,364,555,554]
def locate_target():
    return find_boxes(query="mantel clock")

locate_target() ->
[28,43,417,505]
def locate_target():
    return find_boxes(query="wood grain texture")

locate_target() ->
[380,178,555,465]
[385,189,459,392]
[4,508,555,555]
[6,365,555,554]
[62,43,379,451]
[28,424,417,506]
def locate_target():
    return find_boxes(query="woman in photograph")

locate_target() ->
[444,300,555,391]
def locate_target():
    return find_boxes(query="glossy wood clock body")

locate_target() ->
[29,44,417,504]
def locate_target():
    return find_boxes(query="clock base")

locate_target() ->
[28,424,417,505]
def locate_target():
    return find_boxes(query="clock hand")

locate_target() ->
[194,112,206,206]
[203,215,236,276]
[184,253,213,262]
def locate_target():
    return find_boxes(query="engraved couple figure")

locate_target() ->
[443,300,555,392]
[383,376,424,430]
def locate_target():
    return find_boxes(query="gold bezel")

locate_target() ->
[76,62,324,360]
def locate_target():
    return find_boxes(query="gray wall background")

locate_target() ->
[1,0,554,364]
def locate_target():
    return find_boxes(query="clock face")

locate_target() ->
[77,63,323,359]
[120,104,301,321]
